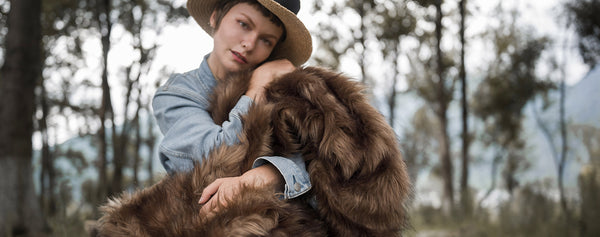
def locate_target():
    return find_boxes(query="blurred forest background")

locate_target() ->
[1,0,599,236]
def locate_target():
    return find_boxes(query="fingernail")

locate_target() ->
[198,197,204,204]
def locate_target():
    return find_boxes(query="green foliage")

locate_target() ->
[400,106,436,182]
[472,9,555,146]
[501,150,530,195]
[473,37,553,142]
[565,0,600,67]
[45,180,98,237]
[310,0,416,83]
[579,164,600,237]
[470,17,553,206]
[411,183,579,237]
[406,48,456,110]
[46,215,88,237]
[571,125,600,167]
[497,185,559,236]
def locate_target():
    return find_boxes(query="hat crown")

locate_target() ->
[274,0,300,14]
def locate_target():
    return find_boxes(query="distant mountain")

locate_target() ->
[503,65,598,197]
[566,65,600,126]
[32,113,164,206]
[520,65,599,194]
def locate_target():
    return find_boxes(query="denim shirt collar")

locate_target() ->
[199,53,217,88]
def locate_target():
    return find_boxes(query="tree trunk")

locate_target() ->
[132,89,143,188]
[146,107,156,185]
[39,76,56,217]
[0,0,47,235]
[133,117,141,187]
[388,50,399,128]
[98,105,109,200]
[439,107,454,213]
[97,0,115,198]
[459,0,471,216]
[558,36,570,231]
[357,5,368,85]
[434,0,454,213]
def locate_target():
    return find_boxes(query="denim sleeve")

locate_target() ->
[252,153,312,199]
[152,74,253,173]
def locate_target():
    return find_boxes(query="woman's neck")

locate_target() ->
[207,53,225,80]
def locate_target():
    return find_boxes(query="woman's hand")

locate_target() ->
[246,59,296,103]
[198,164,284,218]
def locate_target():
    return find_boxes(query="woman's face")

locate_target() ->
[208,3,283,78]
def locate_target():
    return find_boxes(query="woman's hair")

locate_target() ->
[212,0,286,42]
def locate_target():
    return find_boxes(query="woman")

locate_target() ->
[99,1,411,234]
[152,0,313,217]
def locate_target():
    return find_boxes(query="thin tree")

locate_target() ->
[409,0,455,213]
[37,75,56,217]
[458,0,471,216]
[145,103,157,185]
[132,86,143,187]
[433,0,454,213]
[95,0,116,198]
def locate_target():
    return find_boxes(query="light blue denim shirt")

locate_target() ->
[152,54,311,199]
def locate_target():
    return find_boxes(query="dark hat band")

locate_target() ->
[274,0,300,14]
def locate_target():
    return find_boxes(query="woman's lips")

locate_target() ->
[231,50,247,64]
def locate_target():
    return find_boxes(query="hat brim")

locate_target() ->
[187,0,312,66]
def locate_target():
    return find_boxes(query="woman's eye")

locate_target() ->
[261,38,273,47]
[238,20,248,29]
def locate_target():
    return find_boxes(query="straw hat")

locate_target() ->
[187,0,312,66]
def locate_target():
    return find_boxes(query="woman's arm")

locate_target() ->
[153,69,253,173]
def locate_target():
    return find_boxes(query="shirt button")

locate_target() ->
[294,182,301,192]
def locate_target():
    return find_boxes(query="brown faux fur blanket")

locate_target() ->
[96,67,412,236]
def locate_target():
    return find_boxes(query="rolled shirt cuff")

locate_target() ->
[252,154,312,199]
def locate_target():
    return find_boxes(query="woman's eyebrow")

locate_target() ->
[239,13,256,28]
[239,13,280,40]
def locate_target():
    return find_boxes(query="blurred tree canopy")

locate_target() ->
[565,0,600,67]
[472,5,554,206]
[18,0,187,227]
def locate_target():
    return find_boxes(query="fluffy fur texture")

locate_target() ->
[96,67,412,236]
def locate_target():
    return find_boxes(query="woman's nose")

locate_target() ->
[241,34,257,50]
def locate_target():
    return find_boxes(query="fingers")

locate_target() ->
[198,178,220,204]
[198,177,243,218]
[200,193,219,216]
